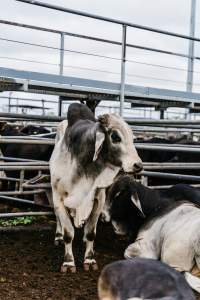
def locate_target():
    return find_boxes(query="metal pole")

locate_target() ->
[187,0,196,92]
[59,32,65,75]
[0,211,54,218]
[120,25,127,117]
[58,32,65,116]
[8,91,12,113]
[42,99,45,115]
[160,108,165,119]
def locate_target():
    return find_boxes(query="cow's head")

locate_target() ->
[96,114,143,174]
[101,175,145,236]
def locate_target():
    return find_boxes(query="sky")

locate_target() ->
[0,0,199,117]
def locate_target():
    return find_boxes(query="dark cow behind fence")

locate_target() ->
[50,103,142,273]
[0,122,53,191]
[98,258,195,300]
[20,124,50,135]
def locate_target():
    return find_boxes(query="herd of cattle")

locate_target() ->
[2,103,200,299]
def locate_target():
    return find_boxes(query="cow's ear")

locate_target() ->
[131,193,145,218]
[93,131,105,161]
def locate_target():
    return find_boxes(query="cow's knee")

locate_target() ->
[85,230,95,242]
[124,242,143,259]
[63,228,73,244]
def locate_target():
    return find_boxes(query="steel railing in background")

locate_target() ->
[0,0,199,117]
[14,0,200,117]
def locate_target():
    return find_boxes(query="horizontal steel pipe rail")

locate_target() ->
[148,184,200,189]
[133,126,200,133]
[138,143,200,148]
[0,211,54,218]
[0,156,46,163]
[0,162,49,166]
[142,171,200,181]
[0,176,21,182]
[16,0,200,43]
[144,165,200,170]
[0,166,49,170]
[0,112,200,128]
[2,135,54,140]
[136,144,200,153]
[1,112,200,126]
[0,112,63,122]
[128,119,200,125]
[0,138,54,145]
[1,19,198,62]
[143,163,200,170]
[0,189,45,195]
[0,195,51,208]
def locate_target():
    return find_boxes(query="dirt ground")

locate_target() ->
[0,223,128,300]
[1,222,199,300]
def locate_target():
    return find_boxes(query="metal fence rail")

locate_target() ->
[2,112,200,127]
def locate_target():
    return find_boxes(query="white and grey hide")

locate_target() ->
[125,202,200,293]
[50,103,142,273]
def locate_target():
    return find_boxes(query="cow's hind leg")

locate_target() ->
[53,191,75,273]
[83,189,105,271]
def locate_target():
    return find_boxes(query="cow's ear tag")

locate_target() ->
[131,193,145,218]
[93,131,105,161]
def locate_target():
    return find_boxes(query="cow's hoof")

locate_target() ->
[83,259,98,271]
[61,264,76,273]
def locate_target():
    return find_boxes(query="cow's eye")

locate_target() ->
[111,131,121,143]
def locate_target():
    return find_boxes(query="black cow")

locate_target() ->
[98,258,195,300]
[104,175,200,240]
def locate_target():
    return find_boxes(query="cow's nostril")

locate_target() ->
[134,162,143,173]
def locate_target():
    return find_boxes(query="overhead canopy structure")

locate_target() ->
[1,67,200,111]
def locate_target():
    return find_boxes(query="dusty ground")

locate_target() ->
[0,223,128,300]
[1,222,199,300]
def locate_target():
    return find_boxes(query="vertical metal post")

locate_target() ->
[187,0,196,92]
[19,170,24,192]
[16,98,19,113]
[42,99,45,116]
[160,108,165,119]
[58,33,65,116]
[59,32,65,76]
[8,91,12,113]
[120,25,127,117]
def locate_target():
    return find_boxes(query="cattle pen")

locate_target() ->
[1,0,200,299]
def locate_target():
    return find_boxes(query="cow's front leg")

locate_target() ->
[54,217,64,246]
[83,189,105,271]
[52,190,75,273]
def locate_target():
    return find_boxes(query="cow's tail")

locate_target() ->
[184,271,200,293]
